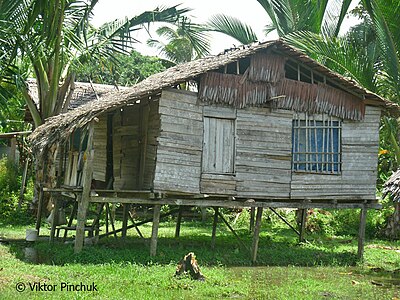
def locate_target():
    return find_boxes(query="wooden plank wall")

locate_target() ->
[143,100,160,189]
[153,89,203,194]
[236,107,292,199]
[113,106,140,190]
[92,115,107,182]
[290,105,381,201]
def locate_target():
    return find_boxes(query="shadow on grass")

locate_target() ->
[4,222,359,268]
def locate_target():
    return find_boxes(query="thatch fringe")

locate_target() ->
[272,79,365,120]
[248,53,287,83]
[198,72,270,108]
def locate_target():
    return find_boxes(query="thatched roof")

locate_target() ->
[26,78,128,111]
[29,39,399,154]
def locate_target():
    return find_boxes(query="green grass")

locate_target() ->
[0,217,399,299]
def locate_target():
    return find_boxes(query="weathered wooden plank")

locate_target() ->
[161,88,198,104]
[203,105,236,119]
[160,106,202,121]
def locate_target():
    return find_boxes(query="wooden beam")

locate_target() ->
[18,158,30,209]
[269,207,301,236]
[211,207,219,249]
[137,103,150,189]
[299,209,307,243]
[175,206,183,238]
[9,137,16,162]
[217,211,249,252]
[49,195,60,242]
[74,123,95,253]
[357,206,367,259]
[251,207,263,264]
[128,211,144,239]
[150,204,161,257]
[98,209,179,238]
[35,184,44,234]
[249,207,255,233]
[89,197,381,209]
[121,204,129,238]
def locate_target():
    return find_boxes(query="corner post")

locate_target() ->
[251,207,263,264]
[299,209,307,243]
[175,206,183,238]
[74,123,95,253]
[211,207,219,249]
[121,204,129,238]
[357,206,367,259]
[249,207,255,233]
[150,204,161,257]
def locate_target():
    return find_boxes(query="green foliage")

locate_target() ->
[148,17,211,65]
[0,158,33,225]
[74,50,167,86]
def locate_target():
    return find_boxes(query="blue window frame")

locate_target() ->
[292,113,341,174]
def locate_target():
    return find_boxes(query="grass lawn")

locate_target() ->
[0,211,399,299]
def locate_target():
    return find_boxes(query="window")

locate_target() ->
[292,113,341,173]
[202,117,235,174]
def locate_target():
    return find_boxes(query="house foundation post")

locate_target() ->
[249,207,255,233]
[211,207,219,249]
[150,204,161,257]
[357,206,367,259]
[299,209,307,243]
[121,204,129,238]
[251,207,263,264]
[175,206,183,238]
[74,123,95,253]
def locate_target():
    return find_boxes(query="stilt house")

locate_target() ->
[29,40,399,259]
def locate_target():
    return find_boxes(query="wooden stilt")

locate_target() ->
[357,206,367,259]
[74,123,95,253]
[9,137,16,163]
[249,207,255,233]
[35,184,44,234]
[99,209,179,238]
[299,209,307,243]
[107,204,117,238]
[50,196,60,242]
[175,206,183,238]
[63,200,78,241]
[211,207,219,249]
[201,207,207,222]
[105,203,109,233]
[150,204,161,257]
[122,204,129,238]
[251,207,263,264]
[18,158,30,209]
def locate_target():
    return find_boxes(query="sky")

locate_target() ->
[91,0,360,57]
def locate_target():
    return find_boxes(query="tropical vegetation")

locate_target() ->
[0,0,189,128]
[147,17,211,65]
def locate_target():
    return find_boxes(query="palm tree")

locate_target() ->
[283,0,400,159]
[0,0,189,128]
[147,17,211,65]
[206,0,352,44]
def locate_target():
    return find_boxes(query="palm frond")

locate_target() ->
[206,14,258,45]
[284,31,379,92]
[363,0,400,101]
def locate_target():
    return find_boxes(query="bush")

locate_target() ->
[0,158,34,224]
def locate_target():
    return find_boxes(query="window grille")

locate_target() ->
[292,113,341,174]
